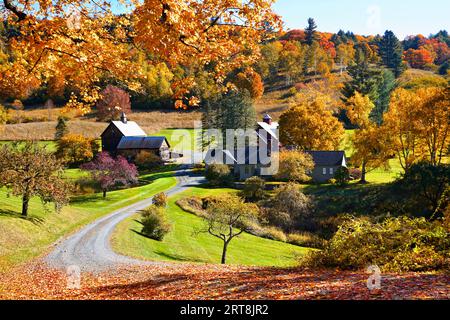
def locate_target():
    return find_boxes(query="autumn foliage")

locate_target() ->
[96,85,131,121]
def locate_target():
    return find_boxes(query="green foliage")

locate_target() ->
[153,192,168,207]
[371,69,396,125]
[400,75,448,90]
[205,163,233,187]
[55,115,69,140]
[140,205,172,241]
[334,167,350,186]
[378,30,405,77]
[304,18,318,45]
[302,216,449,272]
[239,176,266,201]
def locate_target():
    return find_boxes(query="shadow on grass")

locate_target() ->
[0,209,45,225]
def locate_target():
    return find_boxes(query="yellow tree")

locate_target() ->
[279,99,344,151]
[345,92,390,183]
[1,0,281,111]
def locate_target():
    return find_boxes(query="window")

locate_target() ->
[322,168,327,175]
[329,168,334,175]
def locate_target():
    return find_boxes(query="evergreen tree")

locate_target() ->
[305,18,318,45]
[379,30,405,77]
[55,115,69,140]
[370,69,396,125]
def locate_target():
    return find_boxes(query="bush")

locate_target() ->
[135,150,163,170]
[348,168,362,180]
[334,167,350,186]
[153,192,168,207]
[275,150,315,183]
[239,176,266,201]
[205,163,233,186]
[262,226,287,242]
[140,205,171,241]
[55,134,99,165]
[0,105,8,124]
[302,216,449,272]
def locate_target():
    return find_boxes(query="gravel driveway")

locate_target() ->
[45,166,205,272]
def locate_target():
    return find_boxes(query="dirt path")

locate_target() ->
[45,167,205,272]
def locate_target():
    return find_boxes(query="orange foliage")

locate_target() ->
[404,48,435,69]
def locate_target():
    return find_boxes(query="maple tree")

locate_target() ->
[404,48,435,69]
[55,134,99,165]
[275,150,314,183]
[96,85,131,121]
[81,152,138,198]
[279,98,344,151]
[0,0,281,111]
[0,141,70,216]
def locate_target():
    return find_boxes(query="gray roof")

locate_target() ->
[306,151,346,166]
[110,121,146,137]
[117,136,169,150]
[204,146,269,166]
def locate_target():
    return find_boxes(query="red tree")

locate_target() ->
[404,48,434,69]
[81,152,138,198]
[96,85,131,121]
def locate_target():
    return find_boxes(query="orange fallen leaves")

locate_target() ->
[0,261,448,300]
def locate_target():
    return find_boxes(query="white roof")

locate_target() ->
[111,121,146,137]
[257,122,279,140]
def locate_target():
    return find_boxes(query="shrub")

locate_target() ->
[153,192,168,207]
[334,167,350,186]
[205,163,233,186]
[140,205,171,241]
[239,176,266,201]
[55,134,99,165]
[302,216,449,272]
[275,150,315,183]
[0,105,8,124]
[348,168,362,180]
[135,150,163,170]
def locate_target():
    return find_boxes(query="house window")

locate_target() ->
[329,168,334,175]
[322,168,327,175]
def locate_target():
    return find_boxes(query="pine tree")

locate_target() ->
[379,30,405,77]
[305,18,318,45]
[55,115,69,140]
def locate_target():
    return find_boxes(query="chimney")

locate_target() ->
[263,113,272,125]
[120,112,127,124]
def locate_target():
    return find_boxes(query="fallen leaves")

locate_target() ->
[0,261,448,300]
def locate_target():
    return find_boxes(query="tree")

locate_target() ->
[256,41,283,81]
[378,30,405,77]
[140,205,171,241]
[279,41,304,83]
[370,69,396,125]
[279,99,344,151]
[201,194,258,264]
[404,48,435,69]
[1,0,281,111]
[304,18,318,45]
[0,104,8,125]
[344,92,390,183]
[205,164,233,187]
[81,152,138,198]
[231,68,264,100]
[55,134,99,165]
[55,115,69,140]
[96,85,131,121]
[336,42,355,74]
[0,141,70,216]
[275,150,315,183]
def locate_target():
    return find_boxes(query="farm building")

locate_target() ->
[305,151,347,183]
[100,112,171,161]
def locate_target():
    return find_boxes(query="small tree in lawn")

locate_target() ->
[55,115,69,140]
[0,141,70,216]
[81,152,138,198]
[96,85,131,121]
[200,194,258,264]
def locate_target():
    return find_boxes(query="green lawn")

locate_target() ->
[152,128,199,153]
[0,169,177,271]
[111,187,311,267]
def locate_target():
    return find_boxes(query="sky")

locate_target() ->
[273,0,450,40]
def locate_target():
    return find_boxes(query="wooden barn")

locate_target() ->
[100,112,171,161]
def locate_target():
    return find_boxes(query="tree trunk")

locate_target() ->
[360,162,368,184]
[103,189,107,198]
[221,241,229,264]
[22,193,30,217]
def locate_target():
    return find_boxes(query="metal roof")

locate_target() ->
[110,121,146,137]
[305,151,347,166]
[117,136,169,150]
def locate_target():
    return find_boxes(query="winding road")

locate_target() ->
[45,166,205,272]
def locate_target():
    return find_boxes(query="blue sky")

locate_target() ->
[273,0,450,39]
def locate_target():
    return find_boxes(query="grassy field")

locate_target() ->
[111,187,310,267]
[0,169,177,271]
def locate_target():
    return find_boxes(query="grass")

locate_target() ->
[111,187,310,267]
[0,169,177,271]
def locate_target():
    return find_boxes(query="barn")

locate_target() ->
[100,112,171,161]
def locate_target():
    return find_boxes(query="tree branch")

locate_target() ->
[3,0,27,22]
